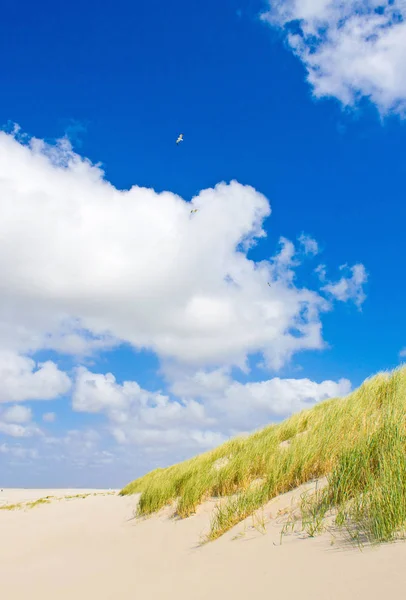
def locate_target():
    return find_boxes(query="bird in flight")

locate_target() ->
[190,208,199,214]
[176,134,184,145]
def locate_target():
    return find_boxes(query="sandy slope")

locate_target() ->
[0,484,405,599]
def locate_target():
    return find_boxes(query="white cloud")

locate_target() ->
[0,422,38,438]
[0,442,38,460]
[0,129,365,373]
[315,263,327,282]
[298,233,319,256]
[399,348,406,358]
[41,428,122,470]
[262,1,406,116]
[0,402,42,438]
[321,263,368,308]
[42,412,56,423]
[0,351,71,403]
[0,365,351,478]
[1,405,32,424]
[0,128,367,479]
[169,367,352,432]
[72,366,351,449]
[72,367,218,449]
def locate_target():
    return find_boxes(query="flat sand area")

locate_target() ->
[1,485,405,599]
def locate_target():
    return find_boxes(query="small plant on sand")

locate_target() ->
[0,496,54,511]
[0,502,24,511]
[0,491,115,512]
[251,509,267,535]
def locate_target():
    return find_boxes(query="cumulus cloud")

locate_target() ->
[0,127,368,480]
[72,366,351,449]
[321,263,368,308]
[0,422,40,438]
[169,367,352,432]
[262,0,406,116]
[72,367,220,449]
[0,129,366,373]
[1,405,32,424]
[1,364,352,478]
[0,351,71,403]
[0,403,42,438]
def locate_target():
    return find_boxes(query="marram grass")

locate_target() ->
[0,491,116,511]
[121,366,406,546]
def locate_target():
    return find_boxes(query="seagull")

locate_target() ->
[176,133,184,145]
[190,208,199,214]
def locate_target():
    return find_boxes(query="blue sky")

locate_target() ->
[0,0,405,487]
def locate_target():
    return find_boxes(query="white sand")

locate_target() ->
[0,484,405,599]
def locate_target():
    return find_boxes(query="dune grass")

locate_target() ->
[0,496,54,511]
[0,491,116,511]
[121,366,406,546]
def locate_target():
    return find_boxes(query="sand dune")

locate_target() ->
[0,485,405,599]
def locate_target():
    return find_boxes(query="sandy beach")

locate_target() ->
[0,484,405,599]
